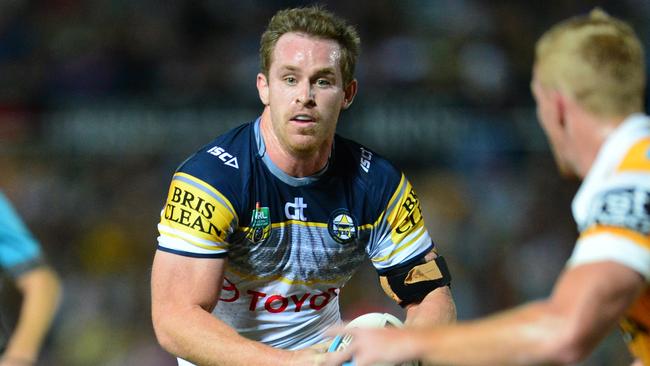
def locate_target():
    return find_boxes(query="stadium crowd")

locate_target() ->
[0,0,649,365]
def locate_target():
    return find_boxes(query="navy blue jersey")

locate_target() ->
[157,118,436,350]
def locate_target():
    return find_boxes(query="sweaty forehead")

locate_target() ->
[271,32,342,71]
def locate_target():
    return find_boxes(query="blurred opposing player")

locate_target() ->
[324,8,650,366]
[0,191,61,366]
[150,5,456,366]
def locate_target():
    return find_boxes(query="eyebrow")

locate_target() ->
[278,65,337,77]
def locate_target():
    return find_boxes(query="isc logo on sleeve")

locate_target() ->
[207,146,239,169]
[359,147,372,173]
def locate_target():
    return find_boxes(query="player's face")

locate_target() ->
[531,71,576,177]
[257,32,356,155]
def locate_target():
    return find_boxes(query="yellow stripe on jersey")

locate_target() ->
[159,173,237,245]
[580,225,650,250]
[385,178,426,245]
[158,226,228,251]
[358,222,374,231]
[271,220,328,229]
[370,227,427,263]
[616,138,650,173]
[227,266,347,286]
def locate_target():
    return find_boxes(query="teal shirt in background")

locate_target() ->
[0,191,43,279]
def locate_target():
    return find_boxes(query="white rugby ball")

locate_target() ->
[346,312,404,329]
[327,312,418,366]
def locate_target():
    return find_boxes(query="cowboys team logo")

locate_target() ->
[328,209,357,244]
[247,204,271,243]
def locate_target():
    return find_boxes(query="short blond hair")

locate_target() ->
[535,9,646,117]
[260,6,360,87]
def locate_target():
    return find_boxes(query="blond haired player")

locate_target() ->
[323,9,650,366]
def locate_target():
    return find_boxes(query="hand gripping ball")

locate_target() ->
[327,312,419,366]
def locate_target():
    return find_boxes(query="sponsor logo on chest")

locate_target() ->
[285,197,307,221]
[220,277,340,313]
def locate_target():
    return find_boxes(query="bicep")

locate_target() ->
[151,250,227,314]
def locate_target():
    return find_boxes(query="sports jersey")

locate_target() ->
[157,118,437,364]
[0,191,45,350]
[567,113,650,363]
[0,191,44,278]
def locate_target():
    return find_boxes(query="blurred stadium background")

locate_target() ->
[0,0,648,365]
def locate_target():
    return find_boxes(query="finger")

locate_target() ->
[322,348,354,366]
[307,339,334,353]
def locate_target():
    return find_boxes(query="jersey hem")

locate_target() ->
[157,246,228,259]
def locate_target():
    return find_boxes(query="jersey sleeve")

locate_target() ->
[568,138,650,280]
[157,172,239,258]
[0,192,44,278]
[367,173,434,273]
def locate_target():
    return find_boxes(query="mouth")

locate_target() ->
[290,114,316,123]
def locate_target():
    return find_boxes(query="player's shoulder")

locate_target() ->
[334,134,403,188]
[615,136,650,174]
[610,114,650,174]
[175,121,254,192]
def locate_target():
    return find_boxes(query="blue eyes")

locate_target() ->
[316,79,331,87]
[283,76,332,87]
[284,77,298,85]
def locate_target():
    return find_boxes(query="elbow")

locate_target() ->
[542,326,593,365]
[152,312,174,353]
[41,267,64,314]
[48,268,64,306]
[528,301,594,365]
[152,307,184,356]
[153,328,176,355]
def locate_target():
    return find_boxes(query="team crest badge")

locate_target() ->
[328,209,357,244]
[247,203,271,243]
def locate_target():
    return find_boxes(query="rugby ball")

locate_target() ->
[327,312,418,366]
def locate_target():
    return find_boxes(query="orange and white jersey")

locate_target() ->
[568,113,650,363]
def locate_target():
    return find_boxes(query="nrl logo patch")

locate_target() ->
[328,209,357,244]
[247,203,271,243]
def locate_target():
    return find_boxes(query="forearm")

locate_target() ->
[3,267,62,362]
[154,305,304,366]
[414,301,570,366]
[405,286,456,328]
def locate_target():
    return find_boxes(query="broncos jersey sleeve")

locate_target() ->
[569,117,650,279]
[567,114,650,364]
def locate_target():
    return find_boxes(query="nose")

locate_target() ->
[296,82,315,106]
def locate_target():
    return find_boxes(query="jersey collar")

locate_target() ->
[253,117,333,187]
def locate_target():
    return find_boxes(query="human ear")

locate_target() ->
[342,79,358,110]
[554,91,567,128]
[256,73,270,106]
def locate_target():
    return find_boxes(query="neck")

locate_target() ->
[259,108,332,178]
[571,110,627,178]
